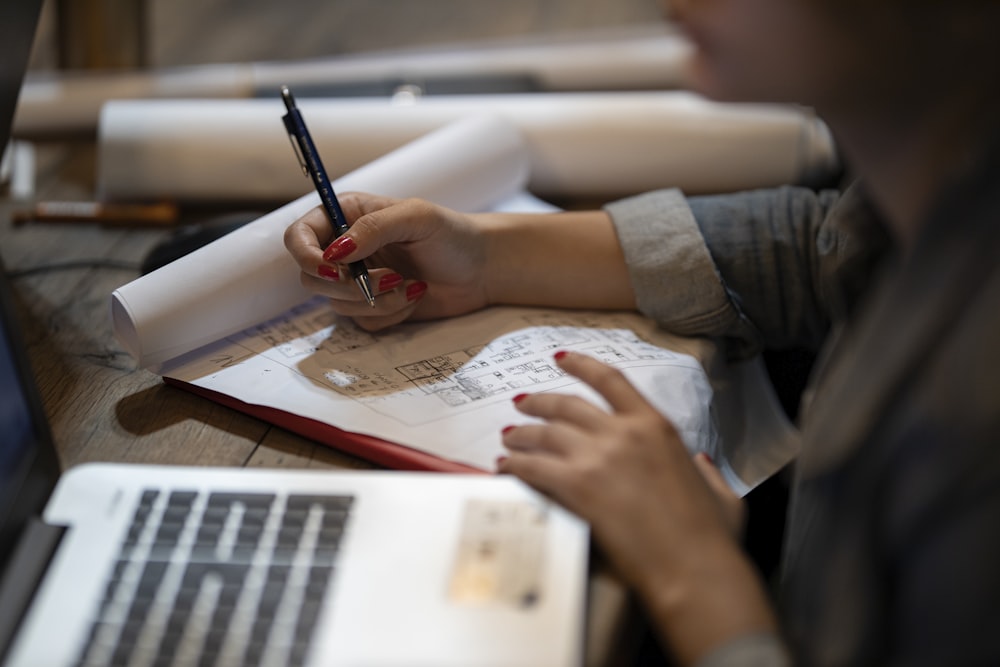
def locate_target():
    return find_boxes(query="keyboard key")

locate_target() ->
[76,488,353,666]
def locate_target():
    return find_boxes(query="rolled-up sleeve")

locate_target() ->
[695,633,792,667]
[605,184,887,359]
[605,188,758,349]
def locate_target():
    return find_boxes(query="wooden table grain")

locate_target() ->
[1,142,375,471]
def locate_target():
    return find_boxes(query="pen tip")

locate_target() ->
[356,274,376,308]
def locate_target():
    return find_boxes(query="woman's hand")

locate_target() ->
[499,350,777,665]
[284,192,492,331]
[285,193,639,331]
[499,349,738,585]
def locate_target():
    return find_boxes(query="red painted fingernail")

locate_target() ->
[512,393,528,404]
[554,350,570,361]
[405,281,428,302]
[317,264,339,281]
[496,455,509,467]
[701,452,715,465]
[323,236,357,262]
[378,273,404,292]
[501,425,516,435]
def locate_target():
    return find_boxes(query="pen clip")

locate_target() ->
[282,114,309,177]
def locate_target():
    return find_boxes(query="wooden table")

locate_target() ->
[1,143,370,471]
[1,142,638,667]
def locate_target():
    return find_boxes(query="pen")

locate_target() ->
[280,85,376,307]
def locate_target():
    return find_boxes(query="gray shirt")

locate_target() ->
[604,147,1000,666]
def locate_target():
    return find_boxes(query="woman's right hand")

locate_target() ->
[284,192,493,331]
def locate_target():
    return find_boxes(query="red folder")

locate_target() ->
[164,377,486,474]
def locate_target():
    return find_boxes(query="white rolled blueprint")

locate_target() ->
[97,91,837,203]
[15,26,693,137]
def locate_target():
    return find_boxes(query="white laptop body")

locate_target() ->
[5,464,588,667]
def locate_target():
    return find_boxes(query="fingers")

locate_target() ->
[506,350,667,440]
[283,192,412,270]
[511,391,613,433]
[299,264,398,301]
[497,452,579,504]
[496,452,570,505]
[692,452,747,537]
[551,350,648,414]
[284,206,335,271]
[333,280,430,330]
[692,453,732,501]
[337,191,404,220]
[322,275,429,320]
[285,194,439,328]
[320,197,445,264]
[501,420,583,457]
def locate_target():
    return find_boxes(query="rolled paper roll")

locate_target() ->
[96,91,837,203]
[15,26,692,137]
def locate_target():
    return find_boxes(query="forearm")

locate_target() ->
[479,210,638,310]
[639,538,783,666]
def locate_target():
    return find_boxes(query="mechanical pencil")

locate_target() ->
[281,85,375,307]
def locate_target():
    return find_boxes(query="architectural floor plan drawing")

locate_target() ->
[163,299,722,472]
[208,299,710,428]
[386,328,692,412]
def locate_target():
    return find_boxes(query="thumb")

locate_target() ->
[693,452,747,538]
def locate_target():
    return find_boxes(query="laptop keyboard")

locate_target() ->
[74,489,354,667]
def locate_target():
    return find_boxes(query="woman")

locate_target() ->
[285,1,1000,664]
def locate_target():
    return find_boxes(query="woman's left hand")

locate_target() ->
[499,350,737,584]
[499,350,776,665]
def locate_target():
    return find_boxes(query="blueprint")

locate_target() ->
[162,300,726,474]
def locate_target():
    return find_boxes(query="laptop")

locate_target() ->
[0,8,589,667]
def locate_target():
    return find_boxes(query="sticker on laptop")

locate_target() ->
[447,499,548,609]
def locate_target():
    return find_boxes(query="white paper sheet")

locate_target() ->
[111,115,529,369]
[159,300,797,490]
[97,92,837,202]
[160,303,714,471]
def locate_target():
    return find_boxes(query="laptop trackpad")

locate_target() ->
[448,499,547,609]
